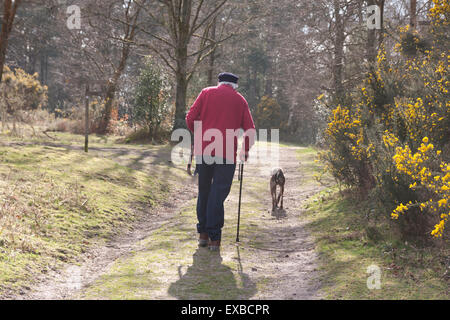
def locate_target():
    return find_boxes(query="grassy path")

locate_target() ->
[3,134,447,299]
[1,134,324,299]
[71,143,324,300]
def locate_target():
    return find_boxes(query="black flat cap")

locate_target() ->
[218,72,239,84]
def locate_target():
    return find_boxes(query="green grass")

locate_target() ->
[295,147,449,299]
[4,131,446,299]
[302,189,449,299]
[79,143,323,300]
[1,132,285,299]
[0,136,169,297]
[1,129,157,151]
[80,179,265,300]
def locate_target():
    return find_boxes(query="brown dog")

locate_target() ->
[270,168,285,212]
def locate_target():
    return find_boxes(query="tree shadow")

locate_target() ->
[168,247,257,300]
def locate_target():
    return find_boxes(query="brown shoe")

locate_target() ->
[208,240,221,251]
[198,233,209,247]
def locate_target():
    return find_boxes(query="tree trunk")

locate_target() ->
[174,63,189,130]
[1,90,8,132]
[410,0,417,30]
[248,67,258,111]
[172,0,192,130]
[332,0,345,101]
[377,0,385,48]
[357,0,363,24]
[98,45,130,134]
[40,52,48,85]
[264,68,273,97]
[0,0,20,133]
[96,5,141,134]
[0,0,21,83]
[366,0,376,64]
[173,39,189,129]
[264,3,274,97]
[207,17,217,86]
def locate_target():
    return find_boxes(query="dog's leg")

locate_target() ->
[279,184,284,209]
[276,185,283,209]
[270,182,277,211]
[276,188,281,208]
[272,188,277,211]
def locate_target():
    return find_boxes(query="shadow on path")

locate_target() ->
[168,247,257,300]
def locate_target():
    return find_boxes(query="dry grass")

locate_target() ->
[0,170,90,256]
[0,141,166,296]
[303,189,450,299]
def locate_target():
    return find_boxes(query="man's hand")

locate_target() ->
[239,150,249,162]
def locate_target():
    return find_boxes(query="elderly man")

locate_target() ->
[186,72,255,251]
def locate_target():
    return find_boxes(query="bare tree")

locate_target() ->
[206,16,217,86]
[0,0,21,82]
[135,0,239,130]
[333,0,345,100]
[84,0,143,133]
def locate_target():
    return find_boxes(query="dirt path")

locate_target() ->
[239,145,323,299]
[18,143,323,300]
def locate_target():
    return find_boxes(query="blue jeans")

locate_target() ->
[196,158,236,241]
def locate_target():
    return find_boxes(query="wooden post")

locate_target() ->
[85,84,89,153]
[67,78,106,153]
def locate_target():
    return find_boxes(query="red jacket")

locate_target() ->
[186,84,255,163]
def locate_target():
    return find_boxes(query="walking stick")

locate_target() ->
[187,142,194,176]
[236,162,244,242]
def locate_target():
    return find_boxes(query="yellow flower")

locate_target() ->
[438,199,447,207]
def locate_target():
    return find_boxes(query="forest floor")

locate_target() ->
[0,132,325,299]
[0,132,447,299]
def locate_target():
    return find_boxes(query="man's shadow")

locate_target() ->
[168,247,257,300]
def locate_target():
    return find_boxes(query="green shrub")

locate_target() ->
[132,58,170,139]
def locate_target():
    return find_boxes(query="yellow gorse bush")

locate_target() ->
[254,95,282,129]
[430,0,450,27]
[320,0,449,237]
[0,65,48,114]
[391,137,449,237]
